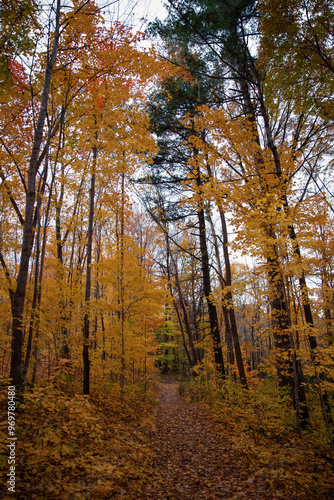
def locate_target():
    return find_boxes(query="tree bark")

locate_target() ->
[10,0,61,387]
[219,209,248,388]
[196,168,225,379]
[83,146,97,395]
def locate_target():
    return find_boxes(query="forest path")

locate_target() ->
[145,379,284,500]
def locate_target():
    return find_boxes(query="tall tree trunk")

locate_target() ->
[196,168,225,379]
[83,146,97,395]
[206,211,234,369]
[170,248,199,366]
[267,237,309,427]
[204,160,246,384]
[164,230,194,368]
[23,175,43,384]
[219,209,248,388]
[10,0,61,387]
[30,155,57,385]
[119,171,126,402]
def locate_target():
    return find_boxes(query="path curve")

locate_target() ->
[146,381,288,500]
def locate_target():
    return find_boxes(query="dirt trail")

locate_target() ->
[146,380,287,500]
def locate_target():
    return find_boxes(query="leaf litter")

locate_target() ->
[146,380,284,500]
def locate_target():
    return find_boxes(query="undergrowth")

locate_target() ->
[0,377,157,499]
[179,376,334,500]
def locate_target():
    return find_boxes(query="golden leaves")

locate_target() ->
[0,382,156,499]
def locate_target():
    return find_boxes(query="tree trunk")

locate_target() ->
[83,146,97,395]
[196,169,225,379]
[206,211,234,369]
[267,240,309,427]
[10,0,61,387]
[219,209,248,388]
[119,171,126,401]
[171,250,199,367]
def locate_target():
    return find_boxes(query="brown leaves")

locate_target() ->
[146,380,276,500]
[145,379,334,500]
[0,383,155,499]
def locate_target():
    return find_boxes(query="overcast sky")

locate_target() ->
[103,0,167,32]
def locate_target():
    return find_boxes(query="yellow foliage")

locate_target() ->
[0,382,156,499]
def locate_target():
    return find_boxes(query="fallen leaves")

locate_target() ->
[1,377,333,499]
[146,380,277,500]
[146,379,334,500]
[0,382,155,499]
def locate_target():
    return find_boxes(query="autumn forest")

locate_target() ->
[1,0,334,498]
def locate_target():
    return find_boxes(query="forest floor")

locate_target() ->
[145,377,332,500]
[1,376,333,499]
[146,378,279,500]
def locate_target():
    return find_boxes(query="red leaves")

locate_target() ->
[8,61,28,91]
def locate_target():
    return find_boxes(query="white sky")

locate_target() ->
[103,0,167,32]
